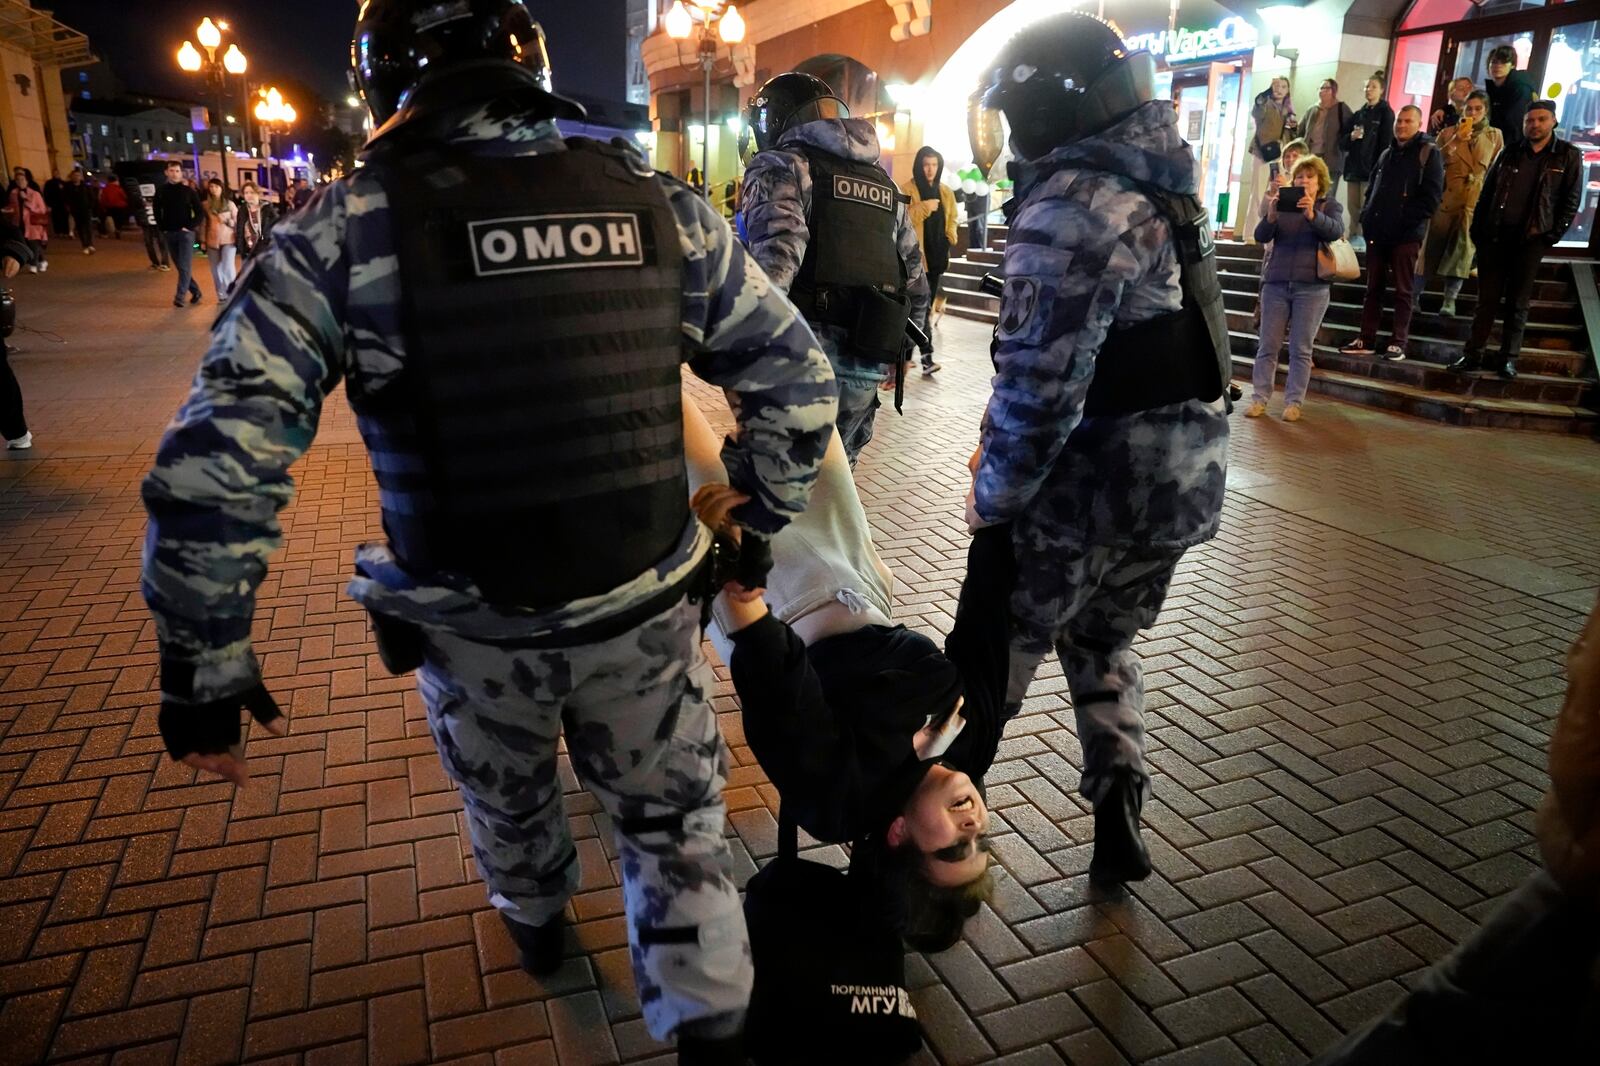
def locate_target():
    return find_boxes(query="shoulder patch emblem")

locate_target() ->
[997,277,1039,338]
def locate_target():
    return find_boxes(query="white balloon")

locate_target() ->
[961,179,977,195]
[976,181,990,196]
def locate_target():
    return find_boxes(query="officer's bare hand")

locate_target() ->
[161,684,287,788]
[691,483,748,536]
[691,484,765,603]
[2,257,18,279]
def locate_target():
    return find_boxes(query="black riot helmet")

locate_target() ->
[746,72,849,152]
[352,0,585,128]
[976,12,1156,166]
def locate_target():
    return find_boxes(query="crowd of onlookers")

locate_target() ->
[0,159,313,451]
[1242,46,1581,421]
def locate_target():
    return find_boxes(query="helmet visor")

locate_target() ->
[788,96,848,127]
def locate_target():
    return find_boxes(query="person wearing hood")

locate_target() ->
[138,2,839,1061]
[901,146,958,374]
[741,73,932,465]
[681,398,1012,952]
[1341,104,1444,362]
[969,12,1230,890]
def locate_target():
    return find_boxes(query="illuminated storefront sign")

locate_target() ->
[1123,15,1258,64]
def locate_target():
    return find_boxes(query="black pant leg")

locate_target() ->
[1498,244,1546,360]
[1467,245,1510,356]
[0,343,25,441]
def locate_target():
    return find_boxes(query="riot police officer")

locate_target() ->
[741,73,930,465]
[139,2,837,1060]
[967,12,1230,889]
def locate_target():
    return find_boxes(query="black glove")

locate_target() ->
[158,683,282,761]
[735,533,773,591]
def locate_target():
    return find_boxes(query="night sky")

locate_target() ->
[42,1,628,107]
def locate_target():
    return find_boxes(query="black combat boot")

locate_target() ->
[678,1032,746,1066]
[501,913,564,977]
[1446,350,1481,373]
[1088,768,1152,888]
[1494,357,1518,380]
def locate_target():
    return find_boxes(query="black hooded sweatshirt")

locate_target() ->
[726,525,1015,845]
[912,146,951,275]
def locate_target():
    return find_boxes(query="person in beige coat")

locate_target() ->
[200,178,238,303]
[901,145,958,374]
[1423,91,1504,315]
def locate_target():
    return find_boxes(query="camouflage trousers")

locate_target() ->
[817,324,887,466]
[1005,540,1188,805]
[415,596,750,1040]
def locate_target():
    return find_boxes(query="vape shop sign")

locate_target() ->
[1123,15,1258,65]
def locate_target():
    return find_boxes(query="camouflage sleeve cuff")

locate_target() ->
[718,435,785,535]
[159,647,263,705]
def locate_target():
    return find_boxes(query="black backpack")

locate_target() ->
[742,811,923,1066]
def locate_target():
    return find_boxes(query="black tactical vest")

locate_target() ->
[1082,186,1233,416]
[789,148,904,331]
[352,138,689,607]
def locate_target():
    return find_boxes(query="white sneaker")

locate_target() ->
[26,264,36,273]
[38,261,47,273]
[82,247,92,255]
[6,431,32,450]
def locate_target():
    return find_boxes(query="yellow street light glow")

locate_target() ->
[177,41,202,72]
[664,1,693,39]
[196,17,221,50]
[222,43,247,74]
[718,4,745,43]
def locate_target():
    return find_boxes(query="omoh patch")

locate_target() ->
[997,276,1040,338]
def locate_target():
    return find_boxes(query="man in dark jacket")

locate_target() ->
[1450,101,1582,379]
[1342,105,1443,361]
[1485,45,1537,149]
[152,161,203,307]
[42,171,67,237]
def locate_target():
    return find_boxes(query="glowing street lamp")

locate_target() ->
[176,17,248,189]
[254,87,297,160]
[662,3,745,194]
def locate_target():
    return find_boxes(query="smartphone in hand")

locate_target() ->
[1277,185,1303,211]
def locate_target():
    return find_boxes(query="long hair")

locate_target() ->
[858,834,996,954]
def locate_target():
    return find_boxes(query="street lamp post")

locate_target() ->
[177,17,248,190]
[663,2,745,195]
[253,87,297,163]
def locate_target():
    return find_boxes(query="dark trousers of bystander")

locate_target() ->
[1358,241,1421,347]
[1465,237,1549,366]
[143,226,170,268]
[163,231,201,304]
[73,211,93,250]
[0,341,25,441]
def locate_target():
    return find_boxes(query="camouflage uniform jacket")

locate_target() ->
[974,101,1228,550]
[142,106,837,705]
[741,117,931,321]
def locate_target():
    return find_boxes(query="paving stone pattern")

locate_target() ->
[1,242,1597,1064]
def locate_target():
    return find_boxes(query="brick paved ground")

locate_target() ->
[1,240,1597,1065]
